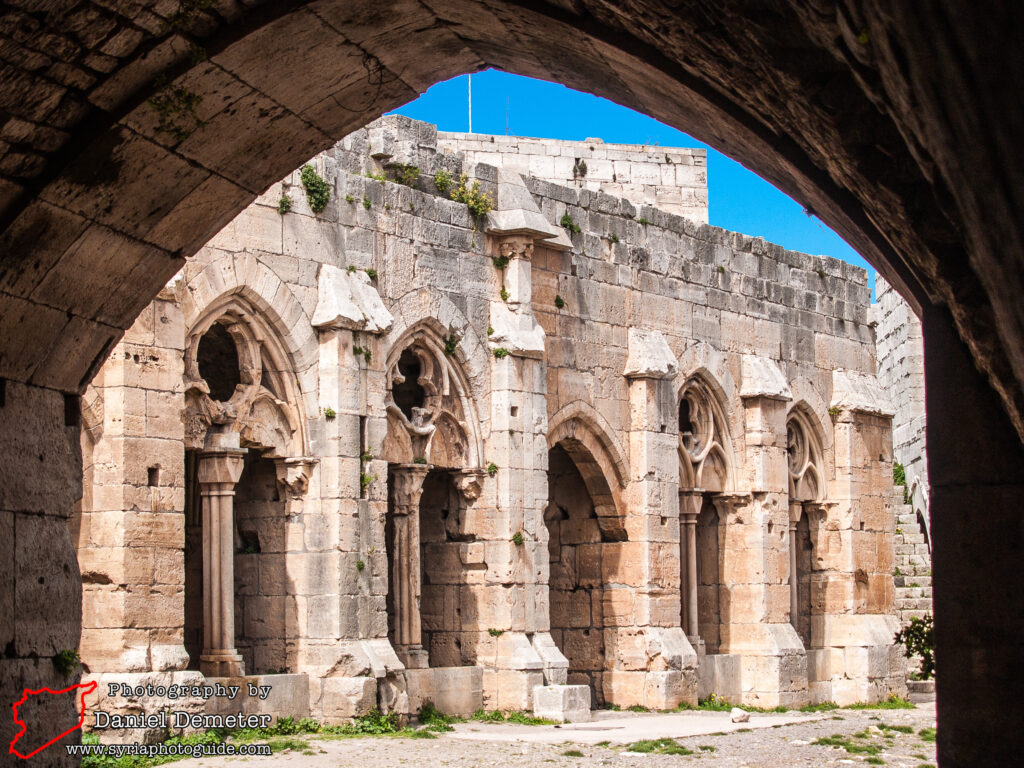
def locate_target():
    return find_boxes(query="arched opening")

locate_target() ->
[382,327,484,671]
[545,441,614,705]
[5,5,1024,759]
[417,468,474,667]
[786,410,826,649]
[678,376,732,652]
[233,452,288,674]
[696,498,722,654]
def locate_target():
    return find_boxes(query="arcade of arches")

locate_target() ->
[1,3,1023,765]
[64,115,908,735]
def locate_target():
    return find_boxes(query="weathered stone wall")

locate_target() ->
[75,114,903,719]
[874,276,929,526]
[874,275,933,630]
[437,133,709,223]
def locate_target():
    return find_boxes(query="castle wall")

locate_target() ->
[437,132,709,223]
[76,115,904,725]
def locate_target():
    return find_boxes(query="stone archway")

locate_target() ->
[3,3,1024,763]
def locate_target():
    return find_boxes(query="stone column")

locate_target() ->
[198,448,246,677]
[789,502,802,631]
[388,463,430,669]
[679,491,702,643]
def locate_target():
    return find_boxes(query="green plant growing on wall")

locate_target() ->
[610,233,619,243]
[487,628,504,637]
[360,472,375,494]
[53,649,80,677]
[300,164,331,213]
[353,345,372,364]
[433,169,453,193]
[148,77,205,142]
[444,334,458,356]
[828,405,842,419]
[366,170,387,182]
[512,531,524,546]
[560,213,581,233]
[345,194,355,203]
[394,164,421,187]
[450,174,494,218]
[360,451,373,463]
[323,407,336,421]
[487,326,494,336]
[277,193,292,214]
[637,216,650,226]
[492,348,509,359]
[356,559,366,572]
[362,196,371,210]
[492,255,510,270]
[413,457,428,464]
[554,295,565,309]
[893,461,909,502]
[500,287,509,302]
[487,462,499,476]
[894,614,935,680]
[365,268,377,280]
[348,265,358,273]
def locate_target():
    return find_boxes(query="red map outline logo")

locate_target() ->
[8,680,97,759]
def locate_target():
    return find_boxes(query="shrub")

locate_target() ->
[277,193,292,214]
[512,531,523,546]
[895,615,935,680]
[450,174,494,218]
[560,213,581,233]
[394,164,420,187]
[487,462,499,476]
[53,649,80,677]
[493,348,509,359]
[554,295,565,309]
[433,169,453,193]
[300,164,331,213]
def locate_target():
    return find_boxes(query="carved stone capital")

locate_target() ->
[274,457,318,499]
[496,235,534,262]
[453,469,487,501]
[678,489,704,519]
[197,449,247,487]
[389,464,431,513]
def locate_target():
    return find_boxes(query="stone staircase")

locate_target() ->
[891,489,933,624]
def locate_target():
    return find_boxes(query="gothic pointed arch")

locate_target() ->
[677,372,735,494]
[786,404,828,502]
[547,401,629,541]
[381,319,484,470]
[184,293,309,461]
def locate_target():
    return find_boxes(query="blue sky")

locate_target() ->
[391,70,874,292]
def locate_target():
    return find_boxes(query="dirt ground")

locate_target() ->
[168,702,937,768]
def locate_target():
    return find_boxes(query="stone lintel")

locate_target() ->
[740,354,792,400]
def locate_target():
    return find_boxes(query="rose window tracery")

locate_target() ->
[787,413,824,501]
[678,379,731,492]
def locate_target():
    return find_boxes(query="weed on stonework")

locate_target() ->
[624,738,693,755]
[811,734,882,756]
[468,709,556,726]
[918,727,937,742]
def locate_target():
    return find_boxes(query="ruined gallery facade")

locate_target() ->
[73,115,905,725]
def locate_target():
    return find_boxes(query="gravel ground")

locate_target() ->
[169,703,937,768]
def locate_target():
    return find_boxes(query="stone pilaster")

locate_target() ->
[604,329,696,709]
[680,491,702,650]
[198,447,246,677]
[808,371,906,704]
[726,357,808,707]
[479,232,556,709]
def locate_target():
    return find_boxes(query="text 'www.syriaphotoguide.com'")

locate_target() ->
[65,741,272,759]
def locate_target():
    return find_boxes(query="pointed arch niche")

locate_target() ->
[544,407,627,706]
[677,375,735,654]
[786,406,828,649]
[380,322,486,669]
[182,294,314,675]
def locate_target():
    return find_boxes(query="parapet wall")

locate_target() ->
[437,131,709,224]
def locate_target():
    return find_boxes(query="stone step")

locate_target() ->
[898,609,932,622]
[894,523,921,535]
[896,598,934,611]
[897,513,922,525]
